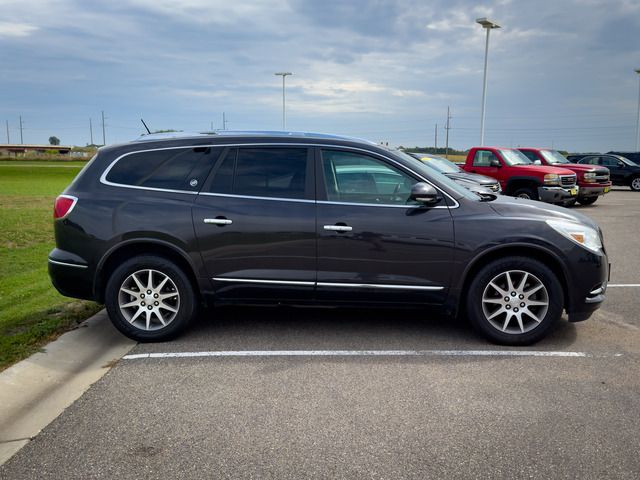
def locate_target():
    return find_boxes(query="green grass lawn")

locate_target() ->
[0,162,102,370]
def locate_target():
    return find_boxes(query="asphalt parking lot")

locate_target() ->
[2,189,639,479]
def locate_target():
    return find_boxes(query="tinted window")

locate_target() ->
[322,150,418,205]
[215,148,308,199]
[106,147,217,190]
[601,156,621,167]
[208,149,235,194]
[473,150,499,167]
[520,150,539,162]
[579,156,599,165]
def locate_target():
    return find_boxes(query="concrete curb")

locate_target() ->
[0,310,135,466]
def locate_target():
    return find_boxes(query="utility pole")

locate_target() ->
[274,72,292,130]
[445,106,452,159]
[434,123,438,151]
[5,120,9,143]
[19,116,24,144]
[222,112,228,130]
[210,121,214,131]
[101,110,106,146]
[89,118,94,145]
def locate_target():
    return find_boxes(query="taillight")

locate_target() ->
[54,195,78,219]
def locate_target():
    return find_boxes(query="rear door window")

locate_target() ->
[206,147,310,199]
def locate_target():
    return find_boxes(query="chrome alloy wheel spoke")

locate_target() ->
[118,269,180,331]
[482,270,549,335]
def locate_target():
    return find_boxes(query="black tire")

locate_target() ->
[105,255,197,342]
[513,187,538,201]
[630,176,640,192]
[564,199,577,207]
[466,256,564,345]
[577,196,598,206]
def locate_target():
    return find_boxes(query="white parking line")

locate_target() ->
[122,349,622,360]
[608,284,640,287]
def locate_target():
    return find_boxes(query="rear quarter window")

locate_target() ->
[105,147,219,191]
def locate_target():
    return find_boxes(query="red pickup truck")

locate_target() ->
[462,147,578,206]
[517,148,612,205]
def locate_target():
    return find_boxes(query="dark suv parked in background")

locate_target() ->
[576,154,640,191]
[49,132,609,345]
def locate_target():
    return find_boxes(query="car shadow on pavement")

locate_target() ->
[139,305,582,353]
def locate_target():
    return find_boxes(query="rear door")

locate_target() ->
[599,156,626,184]
[193,145,316,301]
[315,147,455,305]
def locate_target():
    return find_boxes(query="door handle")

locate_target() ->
[323,224,352,232]
[204,218,233,225]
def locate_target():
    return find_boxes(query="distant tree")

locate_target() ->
[49,136,60,145]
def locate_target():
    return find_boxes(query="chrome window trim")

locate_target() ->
[48,258,89,269]
[213,277,315,286]
[212,277,444,291]
[199,191,315,204]
[317,200,424,209]
[98,142,459,208]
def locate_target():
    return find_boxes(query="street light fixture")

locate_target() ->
[476,17,501,146]
[275,72,293,130]
[635,68,640,151]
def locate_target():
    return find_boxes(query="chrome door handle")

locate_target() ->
[323,225,352,232]
[204,218,233,225]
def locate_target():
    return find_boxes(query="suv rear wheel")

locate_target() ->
[105,255,197,342]
[467,257,563,345]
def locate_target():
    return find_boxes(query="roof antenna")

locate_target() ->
[140,118,151,135]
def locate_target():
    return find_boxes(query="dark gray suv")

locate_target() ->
[49,131,609,345]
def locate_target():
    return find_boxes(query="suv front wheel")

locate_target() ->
[467,257,564,345]
[105,255,197,342]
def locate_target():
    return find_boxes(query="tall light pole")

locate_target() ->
[274,72,292,130]
[635,68,640,151]
[476,17,501,146]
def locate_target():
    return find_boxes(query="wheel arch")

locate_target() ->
[455,243,570,316]
[505,176,542,195]
[95,239,201,304]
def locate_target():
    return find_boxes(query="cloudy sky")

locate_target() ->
[0,0,638,152]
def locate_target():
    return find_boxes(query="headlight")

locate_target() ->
[583,172,596,183]
[544,173,560,186]
[546,219,602,253]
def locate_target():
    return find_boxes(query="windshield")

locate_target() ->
[500,149,532,166]
[617,155,638,166]
[540,150,570,164]
[418,156,461,174]
[392,149,482,201]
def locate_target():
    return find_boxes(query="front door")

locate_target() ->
[315,148,455,305]
[468,149,504,187]
[193,146,316,301]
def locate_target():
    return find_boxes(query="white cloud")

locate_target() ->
[0,21,38,37]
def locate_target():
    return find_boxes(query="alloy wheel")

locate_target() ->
[481,270,549,334]
[118,269,180,331]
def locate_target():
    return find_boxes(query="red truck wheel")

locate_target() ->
[513,187,538,200]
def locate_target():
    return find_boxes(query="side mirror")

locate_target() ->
[410,182,441,205]
[489,159,501,167]
[533,160,542,165]
[618,162,625,168]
